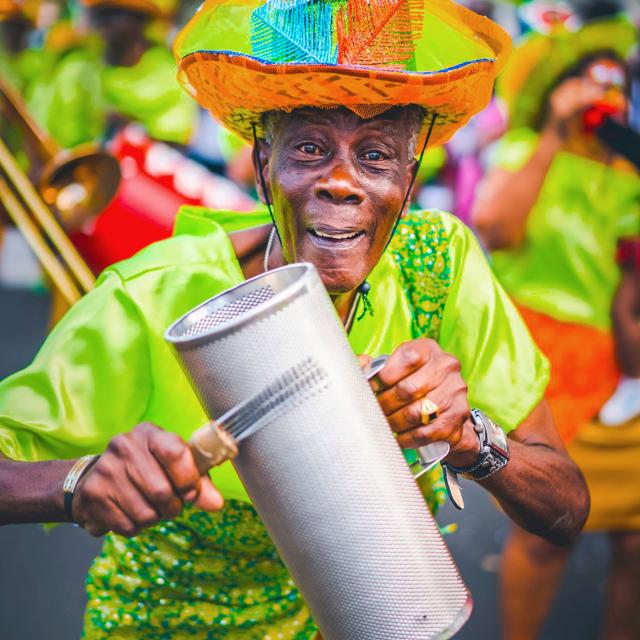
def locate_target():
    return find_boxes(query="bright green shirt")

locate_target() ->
[26,45,105,149]
[0,46,52,92]
[25,43,195,148]
[490,128,640,330]
[0,207,549,504]
[101,45,196,145]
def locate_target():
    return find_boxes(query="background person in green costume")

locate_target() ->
[0,0,589,638]
[85,0,196,144]
[0,0,44,90]
[472,9,640,640]
[26,0,196,148]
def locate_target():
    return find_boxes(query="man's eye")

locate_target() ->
[362,150,387,162]
[298,143,322,155]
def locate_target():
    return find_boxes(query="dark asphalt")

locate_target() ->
[0,286,610,639]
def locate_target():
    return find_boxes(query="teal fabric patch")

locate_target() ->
[250,0,338,64]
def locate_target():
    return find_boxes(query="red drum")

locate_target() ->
[70,126,256,275]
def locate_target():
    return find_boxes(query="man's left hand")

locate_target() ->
[368,339,481,468]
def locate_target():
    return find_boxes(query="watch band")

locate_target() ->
[444,410,509,481]
[63,454,100,523]
[444,446,507,480]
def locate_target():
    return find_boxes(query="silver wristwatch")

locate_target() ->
[444,409,510,480]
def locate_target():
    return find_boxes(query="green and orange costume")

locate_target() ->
[490,15,640,530]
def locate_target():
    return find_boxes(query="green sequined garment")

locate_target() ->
[83,211,452,639]
[391,210,452,342]
[0,197,551,637]
[84,501,316,639]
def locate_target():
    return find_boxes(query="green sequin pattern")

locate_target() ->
[390,210,453,512]
[84,501,316,639]
[83,209,454,638]
[390,210,452,343]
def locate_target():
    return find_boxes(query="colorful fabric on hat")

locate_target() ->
[250,0,338,64]
[173,0,512,148]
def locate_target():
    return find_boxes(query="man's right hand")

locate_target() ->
[73,423,224,538]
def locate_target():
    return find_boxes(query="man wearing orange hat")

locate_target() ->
[0,1,589,638]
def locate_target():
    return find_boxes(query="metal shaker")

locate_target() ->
[165,263,471,640]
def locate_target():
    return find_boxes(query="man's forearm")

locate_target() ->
[478,440,589,545]
[0,458,75,525]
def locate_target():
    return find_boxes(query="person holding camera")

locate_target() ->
[473,13,640,640]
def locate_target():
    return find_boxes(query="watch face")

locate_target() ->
[486,418,509,458]
[472,409,509,459]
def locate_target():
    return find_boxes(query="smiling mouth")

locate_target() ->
[308,226,365,244]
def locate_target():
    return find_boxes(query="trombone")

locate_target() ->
[0,73,120,307]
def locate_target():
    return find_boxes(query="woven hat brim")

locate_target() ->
[179,51,499,148]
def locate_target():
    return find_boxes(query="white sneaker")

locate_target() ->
[599,377,640,426]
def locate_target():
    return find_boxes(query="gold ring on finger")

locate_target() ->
[420,397,440,425]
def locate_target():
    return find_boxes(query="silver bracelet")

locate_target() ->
[63,454,100,522]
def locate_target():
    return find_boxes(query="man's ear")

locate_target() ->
[400,158,419,218]
[251,139,273,205]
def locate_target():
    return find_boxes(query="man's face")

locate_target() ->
[256,107,417,295]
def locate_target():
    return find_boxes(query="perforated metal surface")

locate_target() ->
[166,264,471,640]
[184,285,274,337]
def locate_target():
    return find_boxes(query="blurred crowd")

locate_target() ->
[1,0,640,638]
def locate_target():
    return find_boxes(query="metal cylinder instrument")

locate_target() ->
[165,263,471,639]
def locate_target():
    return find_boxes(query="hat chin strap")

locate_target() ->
[384,110,437,253]
[251,111,438,319]
[252,123,279,240]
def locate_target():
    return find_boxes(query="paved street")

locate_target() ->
[0,286,610,639]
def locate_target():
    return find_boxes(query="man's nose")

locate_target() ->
[315,161,365,205]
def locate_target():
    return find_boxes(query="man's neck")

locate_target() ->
[231,225,360,327]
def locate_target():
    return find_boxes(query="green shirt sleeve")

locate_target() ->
[0,271,151,461]
[438,217,550,433]
[26,47,105,148]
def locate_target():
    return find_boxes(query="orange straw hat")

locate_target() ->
[173,0,512,148]
[81,0,177,19]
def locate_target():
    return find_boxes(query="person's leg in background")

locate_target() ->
[500,307,618,639]
[501,526,574,639]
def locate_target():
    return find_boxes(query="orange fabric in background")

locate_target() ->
[517,305,619,443]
